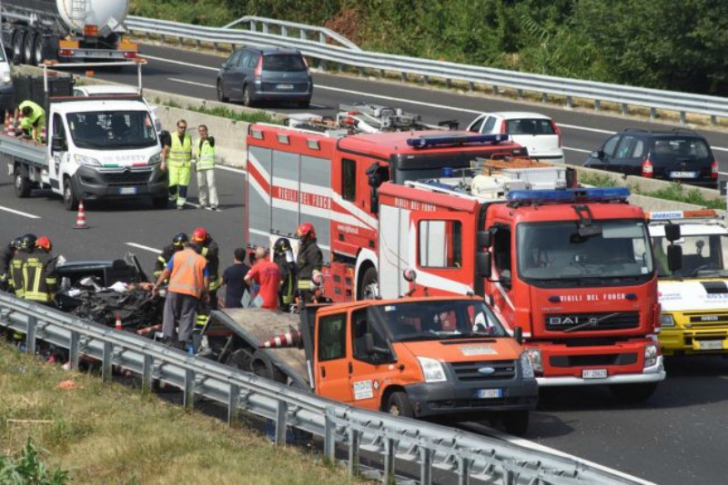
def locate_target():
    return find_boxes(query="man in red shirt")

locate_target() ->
[244,246,282,310]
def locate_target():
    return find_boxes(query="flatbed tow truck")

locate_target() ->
[202,296,539,434]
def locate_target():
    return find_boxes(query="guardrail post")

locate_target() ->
[347,428,360,477]
[324,407,336,462]
[101,341,113,382]
[69,331,80,369]
[457,455,470,485]
[422,75,429,85]
[650,107,657,120]
[300,29,306,41]
[383,437,395,484]
[468,82,475,92]
[516,89,523,99]
[183,369,195,409]
[679,111,687,124]
[542,93,548,103]
[565,95,572,109]
[401,72,408,83]
[621,103,628,115]
[594,99,601,111]
[25,316,37,354]
[274,400,288,445]
[493,86,500,95]
[142,354,153,392]
[227,384,240,425]
[711,115,717,125]
[420,447,433,485]
[282,26,287,38]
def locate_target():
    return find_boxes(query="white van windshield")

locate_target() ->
[67,110,157,150]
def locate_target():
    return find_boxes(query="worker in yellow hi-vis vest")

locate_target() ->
[161,119,193,210]
[194,124,219,211]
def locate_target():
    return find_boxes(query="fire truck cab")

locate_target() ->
[376,163,665,403]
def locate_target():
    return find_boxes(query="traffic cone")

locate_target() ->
[5,113,13,137]
[114,313,123,331]
[260,326,302,349]
[74,201,89,229]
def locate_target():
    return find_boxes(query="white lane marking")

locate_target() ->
[125,242,160,253]
[563,146,591,154]
[168,77,215,88]
[145,53,728,151]
[0,205,41,219]
[482,427,657,485]
[216,165,246,174]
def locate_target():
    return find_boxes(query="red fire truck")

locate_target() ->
[245,125,665,402]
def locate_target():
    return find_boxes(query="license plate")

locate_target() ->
[119,187,137,195]
[473,388,503,399]
[582,369,608,379]
[698,340,723,350]
[670,171,697,178]
[276,84,294,90]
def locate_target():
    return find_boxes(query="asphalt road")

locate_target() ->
[3,42,728,484]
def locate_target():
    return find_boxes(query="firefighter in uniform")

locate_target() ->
[9,234,36,299]
[162,119,193,210]
[1,237,22,292]
[273,237,296,310]
[194,124,219,211]
[153,233,189,282]
[16,100,46,142]
[23,236,59,306]
[295,223,323,304]
[191,227,220,330]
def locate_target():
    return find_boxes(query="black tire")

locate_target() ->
[242,85,254,107]
[297,98,311,109]
[14,169,31,198]
[358,266,379,300]
[151,196,168,209]
[12,29,26,64]
[609,382,658,405]
[24,30,36,66]
[225,348,254,371]
[501,410,529,436]
[216,79,228,102]
[251,350,286,383]
[63,178,78,211]
[32,33,45,66]
[385,391,414,418]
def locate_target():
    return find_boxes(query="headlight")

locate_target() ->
[417,357,447,383]
[73,154,101,167]
[659,314,675,327]
[148,153,162,165]
[520,352,534,379]
[525,348,543,373]
[1,71,10,84]
[644,343,659,368]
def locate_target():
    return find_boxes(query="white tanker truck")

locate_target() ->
[1,0,138,65]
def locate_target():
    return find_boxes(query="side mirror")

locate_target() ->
[500,269,512,289]
[476,251,492,278]
[221,62,228,69]
[513,326,523,345]
[51,134,66,152]
[364,333,389,356]
[590,150,604,160]
[665,224,681,242]
[667,245,682,272]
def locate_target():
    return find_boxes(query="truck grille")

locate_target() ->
[545,312,640,332]
[450,360,516,382]
[550,353,638,368]
[101,169,152,186]
[687,312,728,328]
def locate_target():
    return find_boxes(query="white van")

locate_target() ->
[73,84,162,133]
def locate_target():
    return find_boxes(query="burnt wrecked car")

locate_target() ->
[55,253,164,332]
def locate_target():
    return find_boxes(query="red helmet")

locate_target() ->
[191,227,208,243]
[297,222,315,239]
[36,236,52,251]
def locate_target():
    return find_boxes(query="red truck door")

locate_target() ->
[314,311,353,402]
[485,221,517,326]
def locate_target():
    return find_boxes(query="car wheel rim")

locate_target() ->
[389,404,400,416]
[15,175,21,190]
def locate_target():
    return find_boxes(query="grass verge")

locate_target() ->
[0,344,360,485]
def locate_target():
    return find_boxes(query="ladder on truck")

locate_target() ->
[69,0,87,32]
[282,102,459,135]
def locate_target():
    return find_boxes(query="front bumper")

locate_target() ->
[71,164,168,200]
[660,325,728,356]
[404,378,538,419]
[537,356,665,386]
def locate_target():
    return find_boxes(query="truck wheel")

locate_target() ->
[501,410,529,436]
[12,29,26,64]
[33,34,46,66]
[24,31,36,66]
[151,196,168,209]
[225,348,254,371]
[14,169,30,198]
[609,382,658,405]
[251,350,286,383]
[216,80,228,102]
[63,179,79,211]
[386,391,414,418]
[242,85,255,107]
[358,267,379,300]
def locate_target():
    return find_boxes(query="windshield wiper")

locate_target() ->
[563,312,621,333]
[395,334,442,342]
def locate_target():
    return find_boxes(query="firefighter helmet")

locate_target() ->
[21,234,37,250]
[10,237,22,250]
[274,237,292,254]
[172,232,189,249]
[191,227,208,244]
[296,223,316,239]
[36,236,52,252]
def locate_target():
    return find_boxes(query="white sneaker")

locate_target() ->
[205,206,214,211]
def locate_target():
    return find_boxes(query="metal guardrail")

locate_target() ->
[0,292,649,485]
[125,16,728,125]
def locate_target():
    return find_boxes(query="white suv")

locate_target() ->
[467,112,564,163]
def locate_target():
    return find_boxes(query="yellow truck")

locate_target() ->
[648,210,728,355]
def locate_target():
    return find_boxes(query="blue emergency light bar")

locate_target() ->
[407,133,509,149]
[507,187,631,204]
